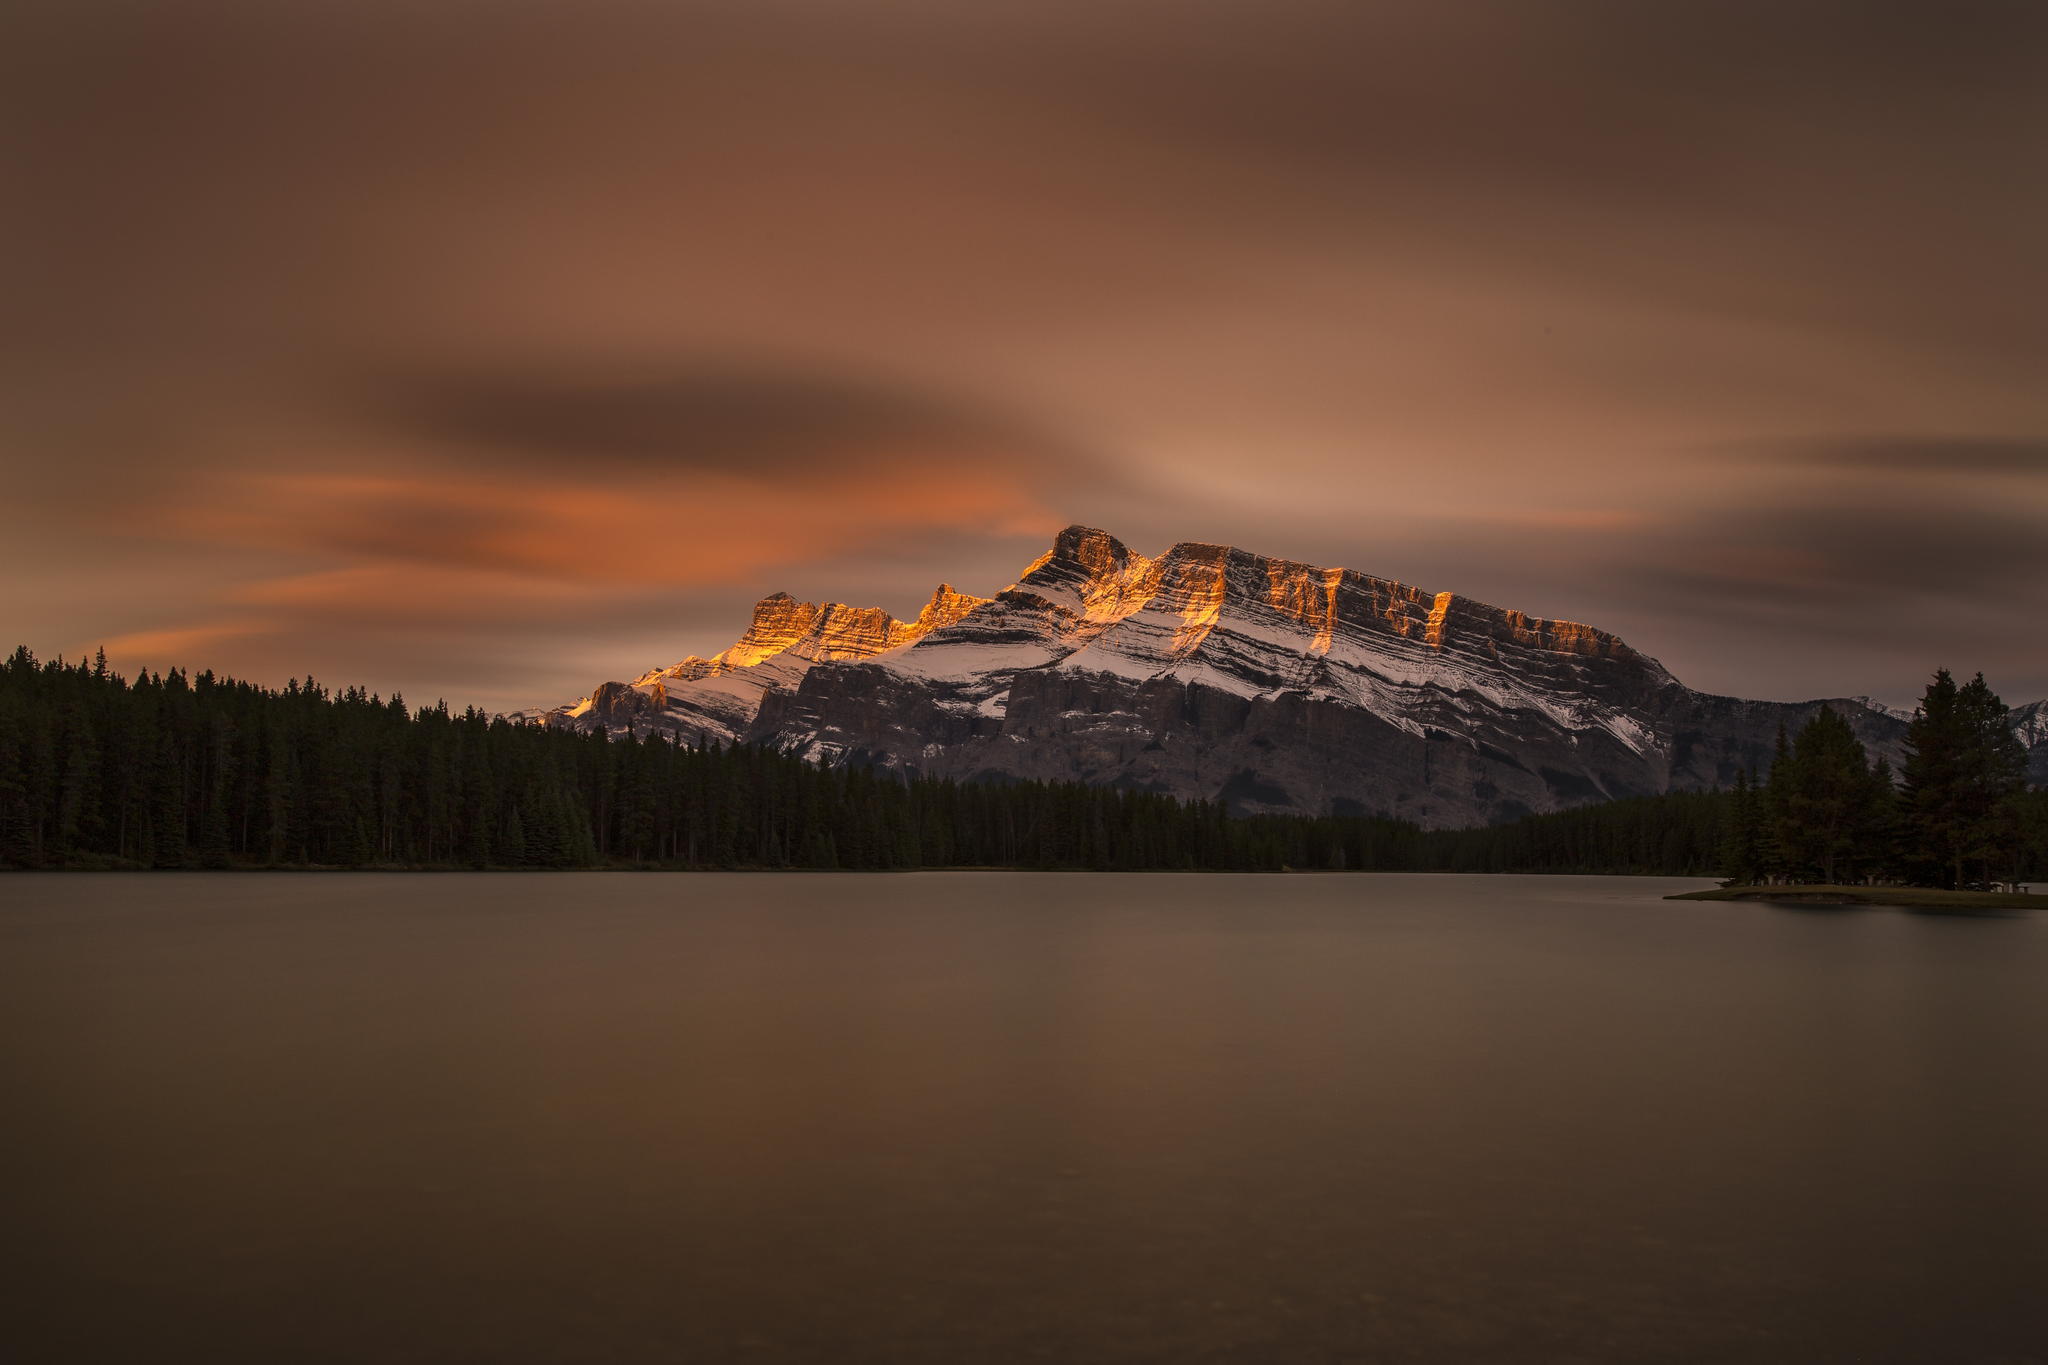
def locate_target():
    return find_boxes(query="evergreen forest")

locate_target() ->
[2,647,2041,880]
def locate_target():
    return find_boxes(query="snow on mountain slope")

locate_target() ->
[2012,699,2048,747]
[517,583,989,743]
[2013,700,2048,785]
[882,526,1158,687]
[1031,538,1673,753]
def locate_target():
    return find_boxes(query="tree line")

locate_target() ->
[1,647,2040,878]
[0,645,1405,872]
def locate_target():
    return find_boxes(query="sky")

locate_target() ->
[5,0,2045,710]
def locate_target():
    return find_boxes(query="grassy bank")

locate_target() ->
[1669,884,2048,910]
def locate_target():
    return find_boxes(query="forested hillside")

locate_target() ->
[2,647,2041,877]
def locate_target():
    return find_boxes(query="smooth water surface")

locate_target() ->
[4,873,2045,1362]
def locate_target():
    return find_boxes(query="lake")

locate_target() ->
[4,873,2044,1362]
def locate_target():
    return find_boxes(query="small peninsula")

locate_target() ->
[1670,884,2048,910]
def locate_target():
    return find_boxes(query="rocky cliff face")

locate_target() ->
[517,582,993,745]
[520,526,2047,828]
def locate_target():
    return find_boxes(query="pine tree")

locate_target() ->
[1956,673,2029,885]
[501,807,528,868]
[1862,757,1902,884]
[1902,670,2027,887]
[1775,706,1874,885]
[1762,723,1796,881]
[55,715,103,861]
[0,705,30,866]
[1718,769,1766,885]
[148,728,186,869]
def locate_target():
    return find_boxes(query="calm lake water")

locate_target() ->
[4,873,2045,1362]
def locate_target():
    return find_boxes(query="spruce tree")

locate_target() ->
[1762,723,1796,880]
[1775,706,1874,885]
[1718,769,1767,885]
[1956,673,2029,885]
[1903,670,2027,887]
[1862,757,1902,884]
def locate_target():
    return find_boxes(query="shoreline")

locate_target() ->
[1670,884,2048,910]
[4,864,1717,877]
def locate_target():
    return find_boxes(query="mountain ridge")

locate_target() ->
[516,525,2046,827]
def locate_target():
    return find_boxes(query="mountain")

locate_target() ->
[2015,701,2048,786]
[517,526,2048,828]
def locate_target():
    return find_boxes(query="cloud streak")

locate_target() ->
[1719,436,2048,477]
[3,0,2044,708]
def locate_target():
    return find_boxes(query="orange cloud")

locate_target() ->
[76,441,1061,695]
[95,619,277,668]
[228,564,603,622]
[154,462,1053,586]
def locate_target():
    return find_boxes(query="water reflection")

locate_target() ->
[4,873,2043,1362]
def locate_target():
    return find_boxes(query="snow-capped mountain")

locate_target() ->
[518,525,2048,827]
